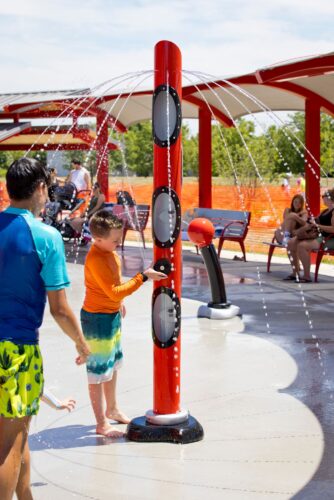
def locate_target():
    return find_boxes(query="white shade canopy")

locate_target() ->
[0,51,333,135]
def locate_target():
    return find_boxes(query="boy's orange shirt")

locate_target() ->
[83,243,144,313]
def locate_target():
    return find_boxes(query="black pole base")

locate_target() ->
[208,301,231,309]
[126,415,204,444]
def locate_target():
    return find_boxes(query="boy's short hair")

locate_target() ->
[89,209,123,238]
[6,157,51,201]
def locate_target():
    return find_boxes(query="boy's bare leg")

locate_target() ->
[88,383,124,437]
[104,371,130,424]
[0,416,31,500]
[15,440,33,500]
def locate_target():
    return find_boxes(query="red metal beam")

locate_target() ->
[20,126,90,134]
[95,89,152,104]
[265,81,334,117]
[0,144,115,151]
[3,98,127,133]
[255,53,334,83]
[182,74,258,97]
[183,95,233,127]
[79,100,127,133]
[72,128,95,146]
[0,111,81,120]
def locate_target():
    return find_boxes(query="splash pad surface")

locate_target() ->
[27,246,334,499]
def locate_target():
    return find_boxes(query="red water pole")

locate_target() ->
[126,41,203,443]
[152,40,182,415]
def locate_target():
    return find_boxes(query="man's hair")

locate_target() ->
[6,157,51,201]
[89,209,123,238]
[72,159,81,165]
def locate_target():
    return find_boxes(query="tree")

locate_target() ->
[320,114,334,177]
[266,113,305,177]
[0,151,46,178]
[121,122,153,177]
[182,124,198,176]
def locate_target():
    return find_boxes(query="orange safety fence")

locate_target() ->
[108,182,305,254]
[109,182,301,228]
[0,181,304,254]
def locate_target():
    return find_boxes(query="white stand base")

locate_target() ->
[198,304,240,320]
[146,408,189,426]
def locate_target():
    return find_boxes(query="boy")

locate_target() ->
[80,209,166,438]
[0,157,90,500]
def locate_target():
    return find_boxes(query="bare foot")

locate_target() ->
[106,409,130,424]
[96,424,124,438]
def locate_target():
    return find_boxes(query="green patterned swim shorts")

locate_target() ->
[0,340,44,418]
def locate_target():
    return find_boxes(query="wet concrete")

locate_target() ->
[29,242,334,499]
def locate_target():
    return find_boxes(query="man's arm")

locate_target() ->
[47,289,90,361]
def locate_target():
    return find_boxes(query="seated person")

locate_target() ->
[69,182,105,235]
[286,189,334,282]
[275,194,308,246]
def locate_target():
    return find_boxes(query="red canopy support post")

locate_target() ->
[198,107,212,208]
[127,40,203,444]
[96,110,109,201]
[305,99,321,217]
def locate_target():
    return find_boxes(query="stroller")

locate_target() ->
[42,182,90,244]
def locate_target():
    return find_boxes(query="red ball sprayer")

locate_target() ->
[188,217,240,319]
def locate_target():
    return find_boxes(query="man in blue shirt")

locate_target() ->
[0,157,90,500]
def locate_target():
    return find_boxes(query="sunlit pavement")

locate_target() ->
[29,243,334,499]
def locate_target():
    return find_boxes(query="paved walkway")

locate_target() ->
[28,243,334,499]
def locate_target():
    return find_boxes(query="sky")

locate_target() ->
[0,0,333,94]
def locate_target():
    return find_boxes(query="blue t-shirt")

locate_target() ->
[0,207,70,345]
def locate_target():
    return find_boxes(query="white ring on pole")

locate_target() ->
[145,408,189,425]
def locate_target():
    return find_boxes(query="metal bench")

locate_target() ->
[182,208,251,260]
[105,203,150,251]
[264,235,334,282]
[263,237,286,273]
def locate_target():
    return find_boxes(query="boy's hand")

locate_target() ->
[121,303,126,318]
[143,268,167,281]
[75,340,91,363]
[59,398,76,412]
